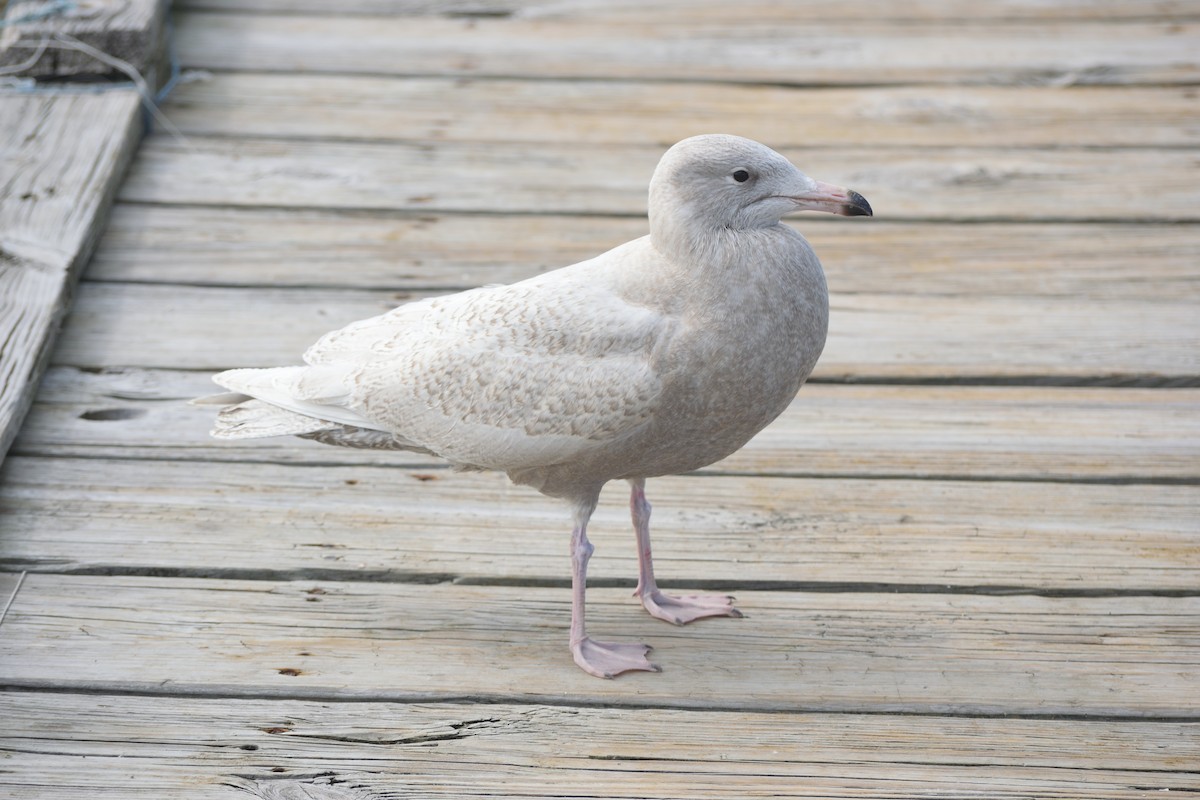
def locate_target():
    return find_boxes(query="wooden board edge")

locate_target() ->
[0,90,143,467]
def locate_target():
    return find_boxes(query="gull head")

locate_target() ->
[648,134,871,248]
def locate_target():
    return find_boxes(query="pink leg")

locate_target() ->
[568,497,659,678]
[630,478,743,625]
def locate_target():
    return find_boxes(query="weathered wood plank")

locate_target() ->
[173,12,1200,86]
[3,456,1197,590]
[0,693,1196,800]
[0,0,165,82]
[1,574,1196,715]
[0,91,142,467]
[118,135,1200,222]
[175,0,1200,23]
[90,206,1200,300]
[159,75,1200,148]
[50,283,1200,381]
[16,367,1200,481]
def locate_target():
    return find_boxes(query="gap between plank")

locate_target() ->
[4,679,1200,722]
[10,450,1198,486]
[109,195,1200,226]
[70,275,1200,310]
[807,376,1200,388]
[132,125,1200,153]
[107,198,1200,227]
[2,564,1194,598]
[10,449,1198,486]
[39,354,1200,390]
[158,62,1200,90]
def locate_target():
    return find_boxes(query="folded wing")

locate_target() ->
[209,257,674,471]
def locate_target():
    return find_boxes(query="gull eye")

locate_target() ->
[732,169,751,183]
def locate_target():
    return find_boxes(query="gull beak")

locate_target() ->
[790,180,873,217]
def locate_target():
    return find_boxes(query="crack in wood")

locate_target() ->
[293,716,501,746]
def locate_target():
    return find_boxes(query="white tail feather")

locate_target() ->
[212,399,335,440]
[211,366,390,433]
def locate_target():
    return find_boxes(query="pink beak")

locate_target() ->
[790,180,873,217]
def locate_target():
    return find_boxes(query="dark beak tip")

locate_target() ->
[845,190,873,217]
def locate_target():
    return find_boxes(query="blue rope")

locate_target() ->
[2,1,186,138]
[0,0,77,28]
[142,4,183,134]
[154,14,181,106]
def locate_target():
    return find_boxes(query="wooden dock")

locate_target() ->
[2,1,1199,796]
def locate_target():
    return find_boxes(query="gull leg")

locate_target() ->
[630,478,743,625]
[568,495,659,678]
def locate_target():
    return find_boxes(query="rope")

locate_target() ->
[0,571,27,628]
[0,0,77,28]
[1,1,199,148]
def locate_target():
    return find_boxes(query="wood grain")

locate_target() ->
[0,91,141,467]
[2,455,1196,590]
[49,282,1200,381]
[118,134,1200,222]
[1,573,1196,715]
[89,207,1200,301]
[16,367,1200,481]
[172,11,1200,86]
[157,74,1200,148]
[0,692,1195,799]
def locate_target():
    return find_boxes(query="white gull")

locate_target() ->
[199,134,873,678]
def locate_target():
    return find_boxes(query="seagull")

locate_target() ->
[197,134,872,678]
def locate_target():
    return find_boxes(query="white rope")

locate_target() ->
[0,35,49,75]
[44,31,195,150]
[0,571,27,628]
